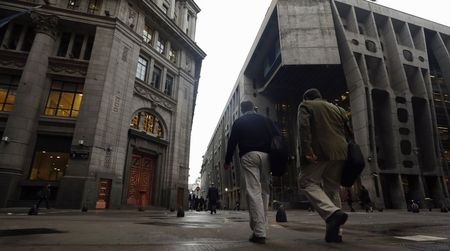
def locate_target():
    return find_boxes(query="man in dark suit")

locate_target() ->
[297,88,349,243]
[207,183,219,214]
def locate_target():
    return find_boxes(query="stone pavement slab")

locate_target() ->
[0,209,449,250]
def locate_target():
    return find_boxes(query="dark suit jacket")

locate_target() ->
[298,99,348,161]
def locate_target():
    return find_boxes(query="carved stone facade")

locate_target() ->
[202,0,450,210]
[0,0,205,210]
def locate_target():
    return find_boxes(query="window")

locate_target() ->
[136,57,148,81]
[83,35,94,60]
[151,65,162,89]
[156,36,166,54]
[0,75,19,112]
[30,151,68,181]
[70,34,84,58]
[186,14,191,34]
[21,27,35,52]
[164,74,174,96]
[87,0,100,14]
[57,32,71,57]
[29,135,71,182]
[143,25,153,44]
[56,32,94,60]
[44,80,84,117]
[162,4,169,14]
[130,111,164,138]
[169,47,177,64]
[6,24,23,50]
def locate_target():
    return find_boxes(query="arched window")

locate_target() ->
[130,111,164,138]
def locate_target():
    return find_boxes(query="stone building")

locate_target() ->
[202,0,450,210]
[0,0,205,210]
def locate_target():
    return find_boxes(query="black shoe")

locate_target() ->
[325,210,348,243]
[249,234,266,244]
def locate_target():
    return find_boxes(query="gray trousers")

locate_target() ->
[240,151,270,238]
[298,160,344,221]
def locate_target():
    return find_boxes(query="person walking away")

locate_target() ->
[297,88,349,243]
[224,100,280,244]
[36,183,51,209]
[359,186,373,212]
[347,189,355,212]
[207,183,219,214]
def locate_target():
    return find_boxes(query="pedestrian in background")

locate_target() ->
[360,186,373,212]
[346,189,355,212]
[36,183,51,209]
[207,183,219,214]
[297,88,349,243]
[224,100,280,244]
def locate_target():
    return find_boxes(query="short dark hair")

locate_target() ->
[303,88,322,101]
[240,101,254,113]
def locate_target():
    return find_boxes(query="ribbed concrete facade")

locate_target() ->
[201,0,450,210]
[0,0,205,210]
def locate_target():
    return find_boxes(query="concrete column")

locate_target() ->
[0,12,58,207]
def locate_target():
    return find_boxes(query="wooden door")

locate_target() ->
[96,179,112,209]
[127,152,155,206]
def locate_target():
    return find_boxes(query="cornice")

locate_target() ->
[47,57,89,78]
[133,81,176,112]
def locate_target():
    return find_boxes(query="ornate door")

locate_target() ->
[127,152,156,206]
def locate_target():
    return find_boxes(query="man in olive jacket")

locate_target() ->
[297,88,349,243]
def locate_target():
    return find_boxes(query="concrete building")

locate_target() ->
[0,0,205,210]
[201,0,450,210]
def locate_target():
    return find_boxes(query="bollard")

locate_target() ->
[276,205,287,222]
[177,208,185,217]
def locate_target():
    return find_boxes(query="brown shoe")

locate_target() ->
[249,234,266,244]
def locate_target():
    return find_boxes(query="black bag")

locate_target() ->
[341,140,365,187]
[267,127,289,177]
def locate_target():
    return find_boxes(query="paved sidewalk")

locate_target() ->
[0,208,449,250]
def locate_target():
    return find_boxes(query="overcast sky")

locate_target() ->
[188,0,450,184]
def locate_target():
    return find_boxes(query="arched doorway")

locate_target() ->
[126,151,156,206]
[126,110,167,207]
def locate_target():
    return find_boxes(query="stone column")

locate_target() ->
[0,12,58,207]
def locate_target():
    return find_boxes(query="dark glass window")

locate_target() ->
[57,32,71,57]
[83,35,94,60]
[397,108,408,123]
[151,66,161,89]
[20,27,35,52]
[70,34,84,58]
[30,151,69,181]
[164,74,174,96]
[136,57,147,81]
[44,80,84,117]
[6,24,23,50]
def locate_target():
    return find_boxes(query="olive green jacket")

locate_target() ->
[298,99,349,161]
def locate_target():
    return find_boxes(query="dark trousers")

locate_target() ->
[36,198,49,209]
